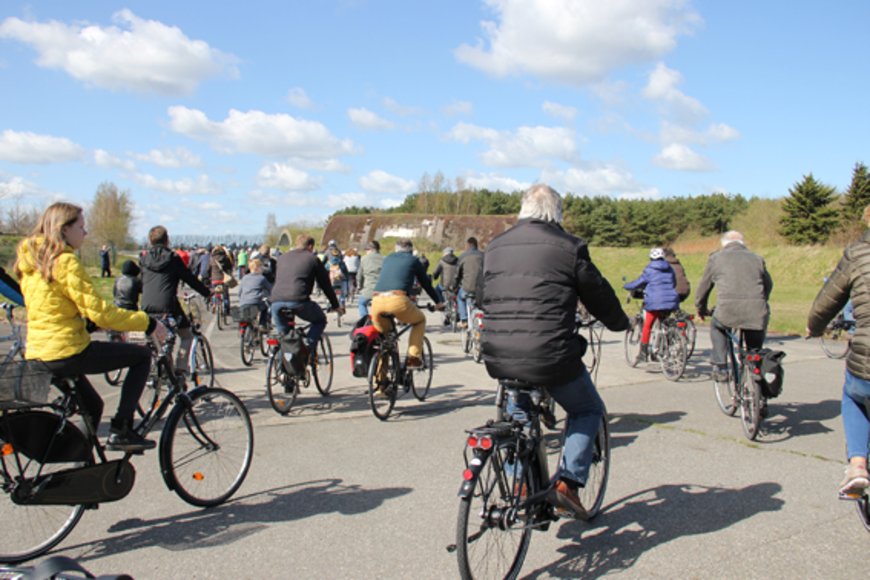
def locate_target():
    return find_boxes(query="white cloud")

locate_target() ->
[347,107,395,130]
[379,197,405,209]
[643,62,707,121]
[327,192,368,208]
[287,87,313,109]
[94,149,136,171]
[447,122,577,167]
[443,100,473,116]
[168,106,356,159]
[455,0,701,85]
[653,143,714,171]
[359,170,416,195]
[660,121,740,146]
[256,162,321,191]
[463,173,531,193]
[247,189,318,208]
[0,10,238,95]
[542,101,577,122]
[382,97,422,117]
[0,175,39,200]
[133,172,221,195]
[542,165,660,198]
[133,147,201,168]
[0,130,83,164]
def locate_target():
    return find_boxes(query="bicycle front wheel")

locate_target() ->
[821,326,850,359]
[215,301,223,330]
[313,334,334,396]
[191,336,215,389]
[659,327,687,382]
[410,336,433,401]
[624,316,642,367]
[240,325,256,367]
[368,350,399,421]
[713,360,738,416]
[160,387,254,507]
[740,375,763,441]
[578,414,610,520]
[266,355,296,415]
[456,442,533,580]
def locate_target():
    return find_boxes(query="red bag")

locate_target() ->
[350,324,380,377]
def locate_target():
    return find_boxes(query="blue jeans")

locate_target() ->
[271,300,326,349]
[843,370,870,460]
[457,289,476,322]
[506,367,604,486]
[358,296,372,318]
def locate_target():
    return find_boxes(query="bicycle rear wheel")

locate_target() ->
[191,336,215,388]
[740,374,763,441]
[312,334,334,396]
[160,387,253,507]
[410,337,433,401]
[456,441,533,580]
[368,350,399,421]
[660,327,687,382]
[240,325,256,367]
[713,359,738,416]
[266,355,296,415]
[680,315,697,359]
[214,300,223,331]
[578,414,610,520]
[623,316,642,367]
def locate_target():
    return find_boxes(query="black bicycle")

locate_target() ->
[0,320,254,564]
[264,308,334,415]
[820,312,855,359]
[234,303,270,367]
[367,306,435,421]
[450,379,610,579]
[712,325,767,440]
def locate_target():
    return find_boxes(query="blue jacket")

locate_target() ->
[624,259,680,311]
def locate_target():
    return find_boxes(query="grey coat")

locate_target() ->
[807,229,870,380]
[358,252,385,300]
[695,242,773,331]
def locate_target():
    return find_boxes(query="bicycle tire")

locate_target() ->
[660,326,687,382]
[681,316,697,359]
[266,354,296,415]
[0,459,88,564]
[472,321,483,363]
[579,414,611,520]
[411,336,433,401]
[462,327,471,354]
[713,361,738,416]
[623,316,643,367]
[221,305,230,330]
[740,374,763,441]
[240,325,256,367]
[312,334,334,396]
[821,326,850,359]
[215,300,223,331]
[191,336,215,389]
[136,370,166,419]
[259,331,270,357]
[160,387,253,507]
[456,441,533,580]
[367,350,398,421]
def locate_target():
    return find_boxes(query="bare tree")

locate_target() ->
[87,182,134,249]
[2,203,40,234]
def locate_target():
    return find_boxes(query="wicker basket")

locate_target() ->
[0,361,53,410]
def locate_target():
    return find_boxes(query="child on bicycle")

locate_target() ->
[623,248,680,363]
[113,259,142,311]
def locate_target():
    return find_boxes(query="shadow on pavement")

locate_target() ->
[65,478,412,562]
[527,482,784,578]
[608,412,686,450]
[758,398,839,443]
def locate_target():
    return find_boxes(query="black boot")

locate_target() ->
[635,343,649,364]
[107,418,156,453]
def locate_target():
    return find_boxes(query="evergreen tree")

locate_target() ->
[779,174,840,244]
[841,162,870,222]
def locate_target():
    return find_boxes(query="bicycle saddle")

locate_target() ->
[500,379,537,391]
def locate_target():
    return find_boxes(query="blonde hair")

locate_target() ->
[249,258,264,273]
[15,202,83,282]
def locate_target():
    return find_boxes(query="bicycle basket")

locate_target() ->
[0,361,53,410]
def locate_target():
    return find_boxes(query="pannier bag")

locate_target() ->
[747,348,786,399]
[280,329,309,377]
[350,321,380,378]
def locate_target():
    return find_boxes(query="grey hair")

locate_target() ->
[518,184,563,224]
[720,230,745,247]
[395,238,413,252]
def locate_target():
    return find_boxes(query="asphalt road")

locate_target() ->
[7,299,868,578]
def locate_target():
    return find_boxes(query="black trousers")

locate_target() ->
[39,340,151,428]
[710,317,765,368]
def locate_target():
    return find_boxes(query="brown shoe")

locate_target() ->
[405,356,423,369]
[548,479,587,519]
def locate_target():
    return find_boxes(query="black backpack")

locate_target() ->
[747,348,786,399]
[280,328,309,377]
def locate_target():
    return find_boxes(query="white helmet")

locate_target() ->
[649,247,665,260]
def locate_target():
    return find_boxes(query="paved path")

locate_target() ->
[10,303,868,578]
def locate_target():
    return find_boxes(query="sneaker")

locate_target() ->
[547,479,588,519]
[838,464,870,498]
[107,430,156,453]
[634,344,649,364]
[405,356,423,369]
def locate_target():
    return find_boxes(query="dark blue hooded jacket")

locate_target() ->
[624,259,680,311]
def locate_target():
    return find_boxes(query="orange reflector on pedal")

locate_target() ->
[1,443,13,455]
[193,472,205,481]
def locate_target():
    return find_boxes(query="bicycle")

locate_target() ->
[820,312,854,359]
[103,330,127,386]
[210,283,229,330]
[367,305,435,421]
[460,295,483,364]
[623,291,688,381]
[0,321,254,564]
[711,324,767,440]
[674,308,697,359]
[442,288,459,333]
[264,308,334,415]
[0,303,26,365]
[450,379,610,579]
[575,311,603,383]
[332,283,345,328]
[234,303,270,367]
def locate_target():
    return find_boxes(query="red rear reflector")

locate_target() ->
[467,435,478,448]
[463,469,474,481]
[677,322,686,328]
[267,338,279,346]
[479,436,493,450]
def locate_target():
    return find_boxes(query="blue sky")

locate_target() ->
[1,1,868,238]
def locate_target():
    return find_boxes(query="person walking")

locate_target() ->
[99,244,112,277]
[357,240,384,318]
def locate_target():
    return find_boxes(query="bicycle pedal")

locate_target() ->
[839,490,864,501]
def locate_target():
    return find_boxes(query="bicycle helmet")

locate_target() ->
[649,247,665,260]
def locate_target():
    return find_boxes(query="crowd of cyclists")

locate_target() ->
[1,184,869,565]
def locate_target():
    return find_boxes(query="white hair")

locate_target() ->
[518,184,563,224]
[720,230,745,247]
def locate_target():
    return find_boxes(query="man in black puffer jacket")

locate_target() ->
[482,184,629,518]
[140,226,211,376]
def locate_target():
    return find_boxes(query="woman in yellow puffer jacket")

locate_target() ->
[15,202,167,452]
